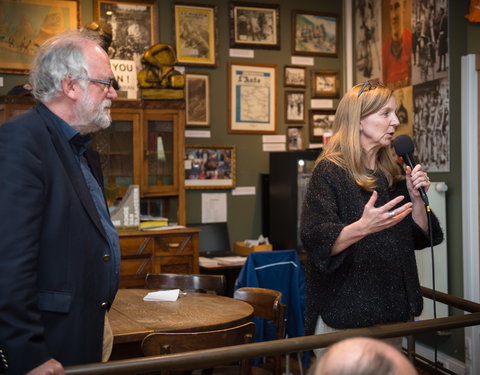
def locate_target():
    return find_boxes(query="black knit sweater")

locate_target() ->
[300,159,444,335]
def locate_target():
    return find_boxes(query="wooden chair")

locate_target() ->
[141,322,256,375]
[233,287,286,375]
[145,273,226,295]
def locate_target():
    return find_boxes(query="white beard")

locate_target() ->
[73,91,112,133]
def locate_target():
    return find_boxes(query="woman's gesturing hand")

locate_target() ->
[358,190,413,235]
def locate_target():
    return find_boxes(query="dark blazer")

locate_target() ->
[0,104,118,374]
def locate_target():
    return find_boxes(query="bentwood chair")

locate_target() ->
[141,322,256,375]
[234,287,286,375]
[145,273,226,295]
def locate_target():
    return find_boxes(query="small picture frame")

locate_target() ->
[229,1,280,50]
[228,61,278,134]
[311,70,340,98]
[284,65,307,88]
[174,3,217,66]
[287,126,304,151]
[310,110,335,142]
[285,90,306,124]
[186,73,210,127]
[292,9,339,57]
[184,145,236,189]
[95,0,158,63]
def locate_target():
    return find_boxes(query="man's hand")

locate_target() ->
[26,359,64,375]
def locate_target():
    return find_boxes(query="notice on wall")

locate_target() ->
[201,193,227,223]
[110,59,138,99]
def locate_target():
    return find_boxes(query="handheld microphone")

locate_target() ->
[393,134,430,207]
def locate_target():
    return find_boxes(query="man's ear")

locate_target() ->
[61,77,83,100]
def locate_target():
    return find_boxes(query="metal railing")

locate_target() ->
[65,287,480,375]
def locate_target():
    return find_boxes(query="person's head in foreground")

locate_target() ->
[313,337,418,375]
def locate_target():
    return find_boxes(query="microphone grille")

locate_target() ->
[393,134,414,156]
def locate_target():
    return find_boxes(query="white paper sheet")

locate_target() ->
[143,289,180,301]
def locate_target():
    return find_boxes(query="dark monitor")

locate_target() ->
[188,222,232,257]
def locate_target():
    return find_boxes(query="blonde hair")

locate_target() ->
[318,82,403,191]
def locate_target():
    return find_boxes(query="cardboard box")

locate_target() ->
[234,241,272,256]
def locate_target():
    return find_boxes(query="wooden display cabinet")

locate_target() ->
[93,99,186,225]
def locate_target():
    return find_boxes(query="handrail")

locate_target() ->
[64,288,480,375]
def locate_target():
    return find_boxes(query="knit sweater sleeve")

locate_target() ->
[300,160,353,273]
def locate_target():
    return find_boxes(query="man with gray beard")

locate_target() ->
[0,31,119,375]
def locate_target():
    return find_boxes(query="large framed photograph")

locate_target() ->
[311,70,340,98]
[174,3,217,66]
[284,65,307,88]
[228,61,278,134]
[285,90,306,124]
[0,0,79,74]
[310,110,335,143]
[184,145,236,189]
[292,10,339,57]
[287,126,304,151]
[229,1,280,50]
[186,73,210,127]
[95,0,158,64]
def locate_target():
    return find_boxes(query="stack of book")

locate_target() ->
[139,215,169,230]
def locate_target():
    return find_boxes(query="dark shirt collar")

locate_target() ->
[45,106,92,156]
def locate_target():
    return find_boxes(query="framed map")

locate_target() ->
[228,61,278,134]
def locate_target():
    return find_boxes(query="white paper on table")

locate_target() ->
[143,289,180,301]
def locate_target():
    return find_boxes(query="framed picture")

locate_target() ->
[284,65,306,88]
[174,3,217,66]
[311,70,340,98]
[228,61,278,134]
[184,145,236,189]
[229,1,280,50]
[287,126,304,151]
[186,73,210,127]
[292,10,339,57]
[0,0,79,74]
[285,90,306,124]
[310,110,335,143]
[95,0,158,64]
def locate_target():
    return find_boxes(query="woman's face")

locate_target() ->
[359,96,400,151]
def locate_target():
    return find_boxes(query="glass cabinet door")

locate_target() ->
[143,111,180,195]
[92,112,139,205]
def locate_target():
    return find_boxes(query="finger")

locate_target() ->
[381,195,407,212]
[386,202,413,219]
[365,190,378,209]
[390,207,413,223]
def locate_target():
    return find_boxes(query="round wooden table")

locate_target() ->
[109,288,254,359]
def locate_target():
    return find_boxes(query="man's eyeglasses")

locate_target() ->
[85,77,115,89]
[357,80,385,97]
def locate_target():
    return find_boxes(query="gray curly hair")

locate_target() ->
[30,30,102,103]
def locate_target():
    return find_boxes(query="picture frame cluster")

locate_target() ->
[0,0,341,189]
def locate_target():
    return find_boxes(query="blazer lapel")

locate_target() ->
[36,105,108,241]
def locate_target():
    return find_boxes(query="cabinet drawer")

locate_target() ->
[153,234,193,255]
[120,256,153,276]
[159,255,194,274]
[119,236,153,257]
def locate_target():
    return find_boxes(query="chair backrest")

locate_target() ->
[141,322,256,375]
[234,287,285,340]
[234,250,305,340]
[145,273,226,295]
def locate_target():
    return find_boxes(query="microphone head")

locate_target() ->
[393,134,414,156]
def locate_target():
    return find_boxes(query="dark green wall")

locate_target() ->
[0,0,475,363]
